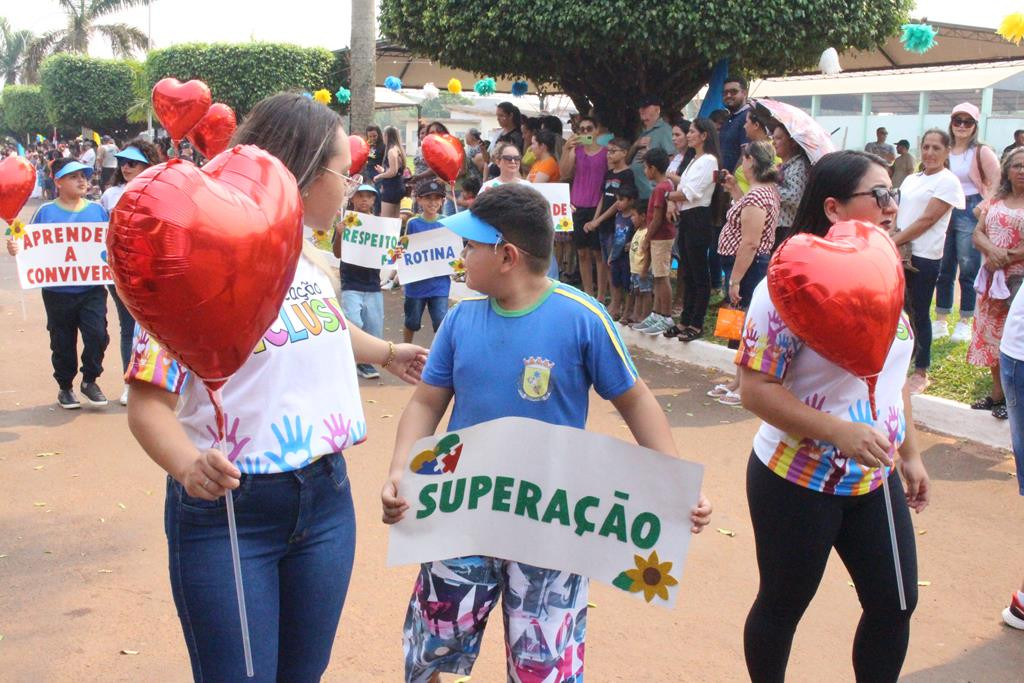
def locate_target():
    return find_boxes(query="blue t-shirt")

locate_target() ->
[611,212,633,260]
[403,216,452,299]
[31,200,109,294]
[422,280,639,430]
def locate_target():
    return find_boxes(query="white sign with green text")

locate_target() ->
[387,416,703,607]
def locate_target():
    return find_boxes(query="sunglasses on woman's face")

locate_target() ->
[499,155,522,163]
[847,187,900,209]
[951,117,976,128]
[118,159,144,168]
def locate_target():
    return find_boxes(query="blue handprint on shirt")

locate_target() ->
[847,399,874,426]
[237,456,271,475]
[264,415,314,471]
[349,419,367,446]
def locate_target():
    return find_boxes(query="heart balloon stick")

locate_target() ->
[207,385,255,678]
[881,478,908,611]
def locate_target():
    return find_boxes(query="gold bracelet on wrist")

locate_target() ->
[381,341,396,369]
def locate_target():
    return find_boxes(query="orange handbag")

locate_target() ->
[713,306,745,341]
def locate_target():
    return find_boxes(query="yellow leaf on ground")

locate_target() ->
[587,602,597,608]
[33,465,44,470]
[918,580,931,587]
[98,569,113,573]
[918,529,927,535]
[33,502,46,507]
[120,649,139,655]
[717,528,736,537]
[117,503,126,510]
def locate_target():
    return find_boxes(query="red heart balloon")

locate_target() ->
[152,78,212,142]
[186,103,236,159]
[0,156,36,224]
[767,220,905,413]
[107,145,303,388]
[348,135,370,175]
[421,133,465,183]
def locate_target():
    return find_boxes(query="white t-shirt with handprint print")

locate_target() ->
[734,280,914,496]
[127,255,367,474]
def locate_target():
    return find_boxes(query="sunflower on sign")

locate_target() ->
[611,550,678,602]
[7,220,26,240]
[557,217,572,232]
[343,212,362,229]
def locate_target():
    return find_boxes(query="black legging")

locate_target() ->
[677,206,712,329]
[744,454,918,683]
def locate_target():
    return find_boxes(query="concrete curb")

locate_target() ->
[621,327,1011,451]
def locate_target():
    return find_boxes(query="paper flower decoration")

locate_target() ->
[447,78,462,94]
[335,86,351,105]
[900,23,938,54]
[511,80,529,97]
[998,13,1024,45]
[819,47,841,76]
[313,89,332,105]
[422,82,440,100]
[384,76,402,92]
[611,550,678,603]
[7,220,25,240]
[474,77,497,96]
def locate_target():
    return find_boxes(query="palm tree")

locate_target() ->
[0,18,35,85]
[25,0,152,80]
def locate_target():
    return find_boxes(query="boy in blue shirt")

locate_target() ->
[381,183,711,682]
[402,179,450,344]
[6,158,110,409]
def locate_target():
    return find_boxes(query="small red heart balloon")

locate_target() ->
[186,103,237,159]
[767,220,905,414]
[348,134,370,175]
[107,145,303,388]
[152,78,212,142]
[0,156,36,224]
[421,133,465,184]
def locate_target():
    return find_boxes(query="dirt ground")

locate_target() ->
[1,200,1022,682]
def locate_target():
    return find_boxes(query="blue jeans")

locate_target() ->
[935,193,982,317]
[1001,351,1024,496]
[720,252,770,310]
[342,289,384,373]
[165,453,356,682]
[107,285,136,373]
[909,255,942,370]
[404,295,448,332]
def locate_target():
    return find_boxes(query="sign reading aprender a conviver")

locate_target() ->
[387,416,704,608]
[530,183,574,232]
[338,212,402,269]
[385,227,463,285]
[14,222,113,289]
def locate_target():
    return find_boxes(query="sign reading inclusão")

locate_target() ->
[15,222,113,288]
[388,416,704,607]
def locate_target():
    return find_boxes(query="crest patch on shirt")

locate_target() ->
[519,356,554,401]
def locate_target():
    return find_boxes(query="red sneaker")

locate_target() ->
[1003,592,1024,630]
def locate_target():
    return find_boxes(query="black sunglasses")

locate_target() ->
[499,155,522,163]
[846,187,900,208]
[951,117,976,128]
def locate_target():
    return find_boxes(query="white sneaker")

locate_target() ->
[642,316,672,336]
[950,321,972,344]
[931,320,949,339]
[631,313,658,331]
[120,387,129,406]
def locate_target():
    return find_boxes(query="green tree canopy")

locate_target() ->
[145,43,336,117]
[380,0,912,135]
[2,84,47,136]
[39,53,136,128]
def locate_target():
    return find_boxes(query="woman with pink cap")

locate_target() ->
[933,102,999,346]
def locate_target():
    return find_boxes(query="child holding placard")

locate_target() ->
[382,183,711,683]
[402,179,451,343]
[7,157,110,409]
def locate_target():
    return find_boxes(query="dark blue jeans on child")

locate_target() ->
[165,452,356,682]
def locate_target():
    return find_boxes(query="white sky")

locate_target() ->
[0,0,1017,56]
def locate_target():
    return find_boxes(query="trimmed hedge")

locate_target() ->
[39,54,136,128]
[146,43,336,116]
[2,85,48,137]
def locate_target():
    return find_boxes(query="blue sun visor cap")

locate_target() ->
[355,183,379,195]
[439,209,502,244]
[115,146,150,165]
[54,161,94,180]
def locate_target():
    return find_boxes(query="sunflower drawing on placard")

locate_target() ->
[8,220,26,240]
[611,550,678,602]
[343,212,362,229]
[557,217,572,232]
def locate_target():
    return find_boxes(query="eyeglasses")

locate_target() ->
[320,167,363,199]
[577,126,595,133]
[118,159,145,168]
[951,117,976,128]
[1010,163,1024,172]
[499,155,522,163]
[723,88,741,95]
[846,187,900,208]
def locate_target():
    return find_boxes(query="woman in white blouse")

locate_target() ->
[665,117,721,342]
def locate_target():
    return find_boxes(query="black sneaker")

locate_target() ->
[57,389,81,410]
[80,382,108,407]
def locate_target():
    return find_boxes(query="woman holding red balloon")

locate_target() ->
[738,150,930,683]
[124,93,428,681]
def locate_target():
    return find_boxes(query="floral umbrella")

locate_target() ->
[753,98,836,164]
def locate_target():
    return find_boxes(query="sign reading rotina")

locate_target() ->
[388,416,704,607]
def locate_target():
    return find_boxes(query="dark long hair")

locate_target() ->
[691,117,722,169]
[497,101,523,131]
[231,92,346,191]
[790,150,888,237]
[111,137,161,185]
